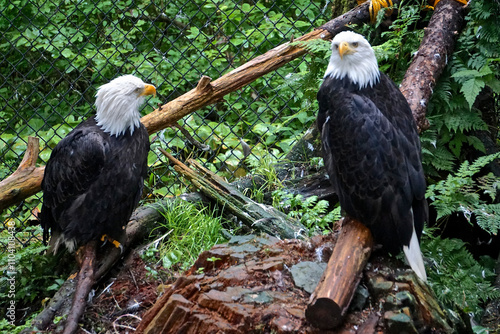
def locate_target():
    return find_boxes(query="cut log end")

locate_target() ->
[306,218,374,330]
[305,297,342,329]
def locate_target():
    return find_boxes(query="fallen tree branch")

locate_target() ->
[62,241,97,334]
[399,0,466,133]
[160,148,307,239]
[0,137,45,213]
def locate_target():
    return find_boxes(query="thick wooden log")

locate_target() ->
[305,218,374,329]
[0,2,372,211]
[399,0,466,133]
[0,136,45,213]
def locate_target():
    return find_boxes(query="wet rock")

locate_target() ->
[368,274,394,296]
[384,310,419,334]
[290,261,327,294]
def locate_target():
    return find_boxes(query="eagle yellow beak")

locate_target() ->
[338,41,354,60]
[141,84,156,96]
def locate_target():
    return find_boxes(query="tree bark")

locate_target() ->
[305,218,374,329]
[399,0,466,133]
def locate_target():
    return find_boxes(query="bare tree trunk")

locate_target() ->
[399,0,466,133]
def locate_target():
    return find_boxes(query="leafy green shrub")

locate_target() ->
[426,152,500,234]
[423,233,500,320]
[272,191,340,235]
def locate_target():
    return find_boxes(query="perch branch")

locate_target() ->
[0,137,45,213]
[305,218,374,329]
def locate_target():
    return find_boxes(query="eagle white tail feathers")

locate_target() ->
[403,227,427,282]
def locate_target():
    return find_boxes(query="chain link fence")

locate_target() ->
[1,0,332,250]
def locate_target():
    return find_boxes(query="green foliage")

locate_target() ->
[0,313,38,334]
[424,0,500,173]
[423,234,500,320]
[0,226,70,313]
[452,64,500,109]
[143,199,229,272]
[272,191,340,235]
[370,2,428,81]
[426,152,500,233]
[244,152,338,235]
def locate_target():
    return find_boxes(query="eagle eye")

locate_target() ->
[352,42,359,47]
[333,43,339,50]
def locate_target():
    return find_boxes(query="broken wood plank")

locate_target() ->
[305,218,374,329]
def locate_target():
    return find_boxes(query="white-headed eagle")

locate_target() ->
[317,31,427,281]
[40,75,156,253]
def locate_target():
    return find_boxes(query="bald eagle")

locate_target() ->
[317,31,427,281]
[40,75,156,253]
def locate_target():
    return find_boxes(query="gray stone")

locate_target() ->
[290,261,327,294]
[384,310,418,334]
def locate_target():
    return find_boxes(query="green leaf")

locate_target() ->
[61,48,73,58]
[460,78,485,109]
[451,69,482,78]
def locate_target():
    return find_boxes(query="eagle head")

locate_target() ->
[324,31,380,90]
[95,74,156,136]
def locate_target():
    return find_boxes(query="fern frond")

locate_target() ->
[426,153,500,222]
[423,235,500,319]
[474,204,500,235]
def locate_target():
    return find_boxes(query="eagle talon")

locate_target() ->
[358,0,393,23]
[100,234,109,247]
[99,234,123,253]
[111,239,124,254]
